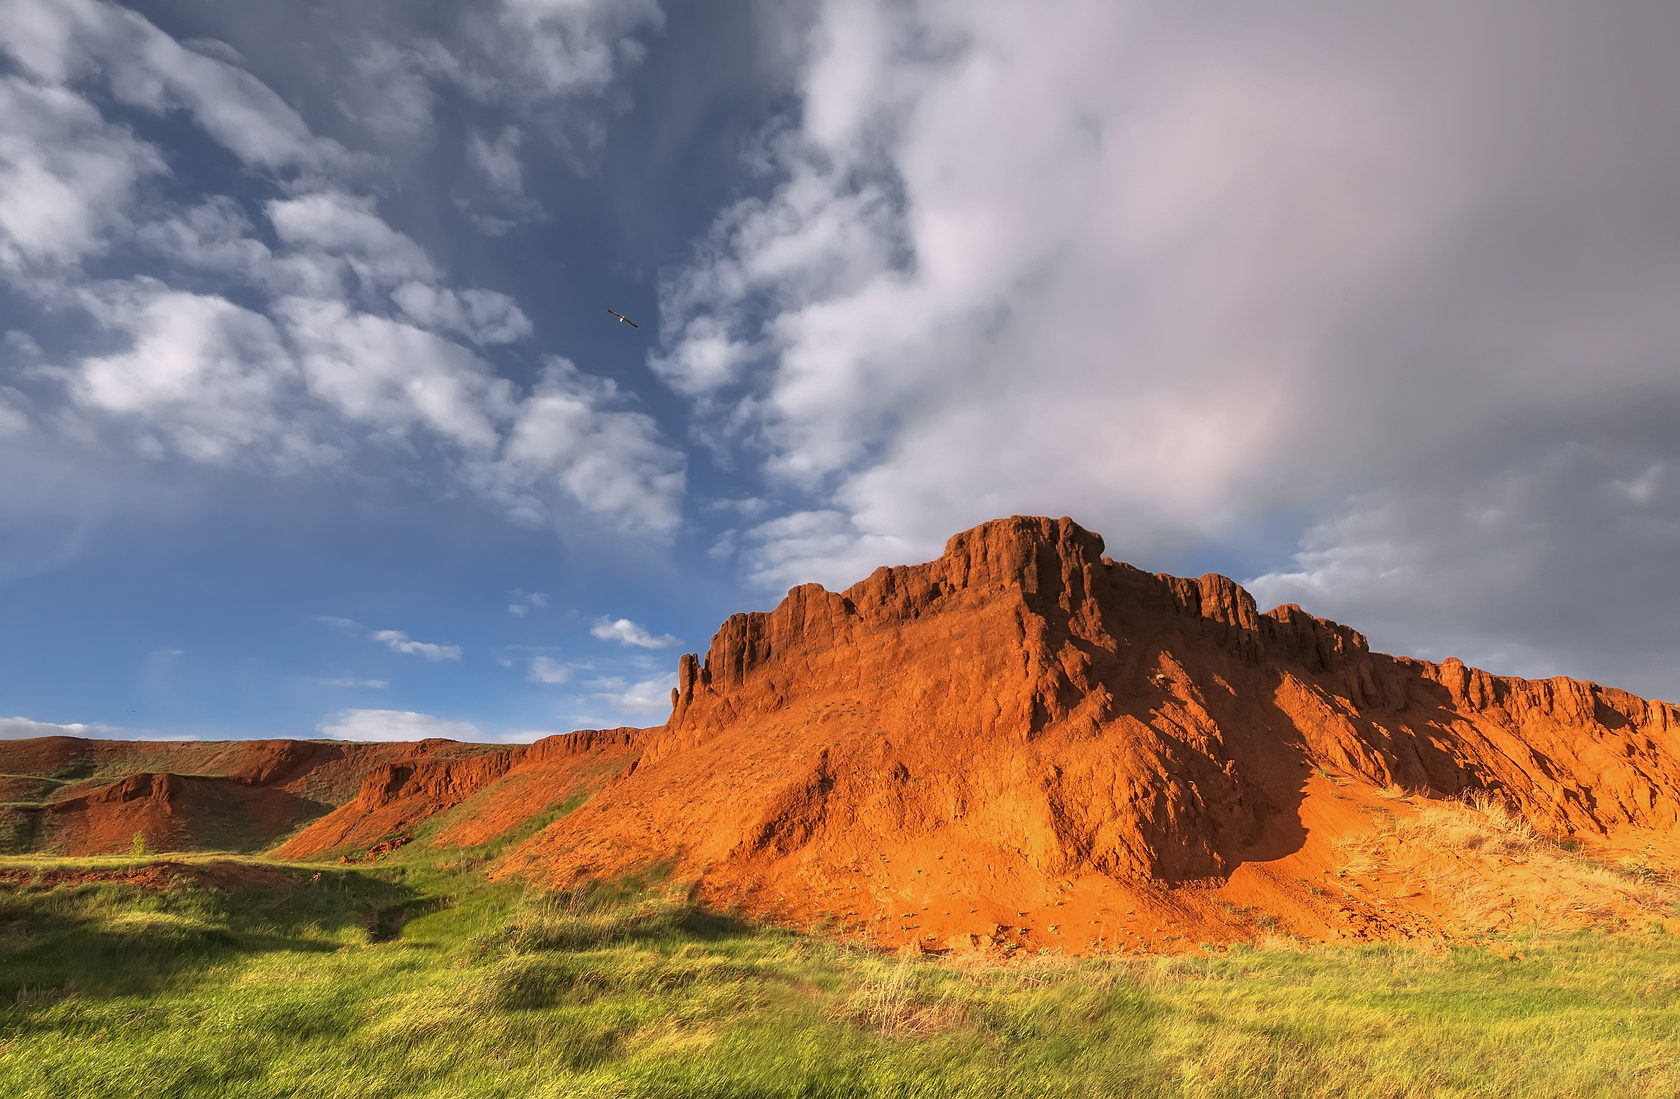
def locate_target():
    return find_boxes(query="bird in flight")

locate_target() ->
[607,309,639,328]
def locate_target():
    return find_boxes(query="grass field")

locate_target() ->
[3,848,1679,1099]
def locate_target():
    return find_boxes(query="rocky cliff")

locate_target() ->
[500,515,1680,952]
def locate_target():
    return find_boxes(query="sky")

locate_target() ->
[2,0,1677,744]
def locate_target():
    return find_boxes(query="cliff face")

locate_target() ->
[502,515,1680,951]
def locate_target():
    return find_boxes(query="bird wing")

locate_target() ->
[625,317,639,327]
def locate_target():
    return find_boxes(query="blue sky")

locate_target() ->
[3,1,1678,743]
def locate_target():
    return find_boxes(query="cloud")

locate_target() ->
[273,296,513,452]
[135,196,273,278]
[312,677,389,689]
[472,359,685,535]
[1,714,126,740]
[313,615,360,632]
[0,76,165,273]
[528,656,573,683]
[390,282,533,346]
[370,629,462,661]
[266,191,437,288]
[0,0,334,170]
[462,0,663,105]
[591,617,678,649]
[507,590,549,617]
[651,2,1680,697]
[1246,443,1680,702]
[66,283,320,467]
[587,674,677,716]
[0,0,691,552]
[467,125,525,194]
[319,708,478,742]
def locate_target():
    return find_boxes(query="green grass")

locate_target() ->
[2,852,1678,1098]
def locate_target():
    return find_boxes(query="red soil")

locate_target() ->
[0,736,503,856]
[272,728,642,859]
[495,515,1680,954]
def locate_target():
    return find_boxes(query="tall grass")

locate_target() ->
[2,850,1678,1097]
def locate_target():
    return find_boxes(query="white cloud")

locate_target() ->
[528,656,573,683]
[587,674,677,716]
[319,708,479,742]
[314,614,360,632]
[0,76,165,273]
[67,283,322,467]
[312,677,389,689]
[0,0,332,170]
[590,616,677,649]
[1,714,126,740]
[473,359,685,535]
[134,196,271,277]
[740,509,912,591]
[370,629,462,661]
[267,191,437,288]
[391,281,532,346]
[654,1,1680,648]
[274,296,513,452]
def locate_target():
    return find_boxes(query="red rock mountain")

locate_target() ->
[497,515,1680,951]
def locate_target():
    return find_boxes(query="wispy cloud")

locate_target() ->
[1,714,126,740]
[590,616,677,649]
[370,629,462,661]
[507,589,549,617]
[318,708,478,742]
[528,656,573,684]
[311,677,389,689]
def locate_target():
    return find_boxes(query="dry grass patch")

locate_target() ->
[1338,789,1678,934]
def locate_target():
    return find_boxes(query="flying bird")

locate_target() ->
[607,309,639,328]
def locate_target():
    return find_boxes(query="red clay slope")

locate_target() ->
[499,515,1680,953]
[0,736,503,856]
[273,728,643,859]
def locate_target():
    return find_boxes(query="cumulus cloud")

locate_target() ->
[655,1,1680,694]
[590,617,678,649]
[134,196,272,278]
[0,76,165,273]
[0,0,691,551]
[0,0,333,170]
[587,674,677,716]
[370,629,462,661]
[67,282,321,467]
[528,656,573,683]
[319,708,479,742]
[472,359,686,535]
[274,296,513,452]
[267,191,437,288]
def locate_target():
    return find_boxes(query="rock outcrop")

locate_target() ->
[501,515,1680,952]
